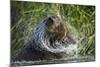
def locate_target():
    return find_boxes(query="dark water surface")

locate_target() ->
[11,55,95,66]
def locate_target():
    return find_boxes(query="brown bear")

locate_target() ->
[12,15,76,62]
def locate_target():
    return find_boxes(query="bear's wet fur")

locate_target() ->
[12,15,76,62]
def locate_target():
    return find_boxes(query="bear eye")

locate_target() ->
[45,17,53,26]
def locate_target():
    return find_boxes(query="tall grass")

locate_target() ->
[11,1,95,57]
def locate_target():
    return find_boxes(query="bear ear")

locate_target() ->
[45,17,54,26]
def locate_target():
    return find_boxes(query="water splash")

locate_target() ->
[33,21,79,57]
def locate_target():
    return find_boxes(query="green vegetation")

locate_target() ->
[11,1,95,57]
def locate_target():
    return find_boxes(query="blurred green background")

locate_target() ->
[11,1,95,58]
